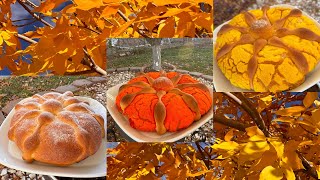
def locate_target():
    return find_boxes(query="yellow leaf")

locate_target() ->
[311,109,320,125]
[187,170,212,177]
[246,126,265,137]
[259,166,283,180]
[224,129,234,141]
[282,140,303,170]
[211,141,239,151]
[315,100,320,108]
[158,17,175,38]
[303,92,318,108]
[239,141,270,163]
[248,150,277,172]
[0,36,3,46]
[268,137,284,158]
[161,147,166,154]
[280,162,296,180]
[58,47,69,54]
[273,117,295,124]
[145,163,155,174]
[316,165,320,179]
[1,31,10,40]
[174,154,181,168]
[275,106,305,116]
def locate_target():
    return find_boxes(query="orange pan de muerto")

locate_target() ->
[116,71,212,135]
[8,91,105,166]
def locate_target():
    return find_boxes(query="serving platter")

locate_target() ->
[107,83,213,142]
[212,4,320,92]
[0,96,106,178]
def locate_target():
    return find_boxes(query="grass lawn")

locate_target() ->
[108,43,213,75]
[0,76,84,108]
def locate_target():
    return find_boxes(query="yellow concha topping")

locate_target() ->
[215,6,320,92]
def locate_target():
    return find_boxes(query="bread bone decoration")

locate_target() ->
[8,91,105,166]
[215,6,320,92]
[116,71,212,135]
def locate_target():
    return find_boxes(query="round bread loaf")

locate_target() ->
[116,71,212,135]
[215,6,320,92]
[8,91,105,166]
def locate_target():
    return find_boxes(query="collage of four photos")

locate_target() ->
[0,0,320,179]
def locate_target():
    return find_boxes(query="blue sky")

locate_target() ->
[0,0,69,75]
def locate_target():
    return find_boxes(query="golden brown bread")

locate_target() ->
[8,91,105,166]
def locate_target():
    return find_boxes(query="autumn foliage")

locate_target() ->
[0,0,212,75]
[213,92,320,179]
[107,142,215,179]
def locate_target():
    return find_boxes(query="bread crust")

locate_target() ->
[8,91,105,166]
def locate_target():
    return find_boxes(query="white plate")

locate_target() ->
[0,96,107,178]
[213,4,320,92]
[107,83,213,142]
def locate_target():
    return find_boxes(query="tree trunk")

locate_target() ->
[146,38,162,71]
[152,44,161,71]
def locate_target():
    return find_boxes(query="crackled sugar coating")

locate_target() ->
[116,71,212,135]
[8,91,105,166]
[215,6,320,92]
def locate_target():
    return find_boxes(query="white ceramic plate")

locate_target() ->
[213,4,320,92]
[107,83,213,142]
[0,96,107,178]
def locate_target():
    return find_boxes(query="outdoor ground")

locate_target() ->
[0,76,84,108]
[108,43,213,75]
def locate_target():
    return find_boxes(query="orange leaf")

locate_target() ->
[101,5,119,18]
[303,92,318,108]
[111,19,135,37]
[224,129,234,141]
[158,17,175,38]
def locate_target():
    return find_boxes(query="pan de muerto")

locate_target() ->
[8,91,105,166]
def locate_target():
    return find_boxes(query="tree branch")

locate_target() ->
[14,19,38,27]
[296,150,319,179]
[195,142,210,168]
[231,92,271,137]
[16,0,107,76]
[213,115,250,132]
[17,0,54,28]
[117,9,150,38]
[16,34,37,44]
[22,0,37,8]
[83,48,107,75]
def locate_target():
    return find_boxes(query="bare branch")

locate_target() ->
[14,19,38,27]
[16,0,107,76]
[83,48,107,75]
[117,10,130,22]
[22,0,37,8]
[231,92,270,137]
[16,34,37,44]
[213,115,250,132]
[117,9,150,38]
[296,150,319,179]
[17,0,54,28]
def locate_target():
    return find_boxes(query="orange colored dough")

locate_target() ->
[116,72,212,133]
